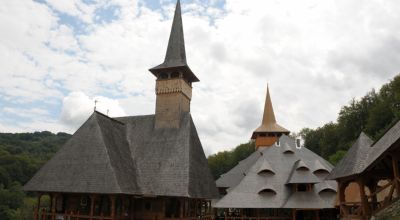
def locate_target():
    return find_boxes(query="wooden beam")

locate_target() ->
[392,157,400,197]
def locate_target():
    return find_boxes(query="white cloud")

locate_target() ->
[1,0,400,155]
[60,91,126,129]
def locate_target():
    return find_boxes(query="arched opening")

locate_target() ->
[313,169,330,179]
[258,188,277,195]
[257,169,275,175]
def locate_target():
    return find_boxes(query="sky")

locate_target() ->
[1,0,400,155]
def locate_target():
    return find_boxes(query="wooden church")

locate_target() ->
[23,1,218,219]
[214,87,338,220]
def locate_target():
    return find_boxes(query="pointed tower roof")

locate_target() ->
[149,0,199,82]
[251,85,289,139]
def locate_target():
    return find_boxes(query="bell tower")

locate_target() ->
[251,85,290,149]
[149,0,199,129]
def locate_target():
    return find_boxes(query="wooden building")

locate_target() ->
[23,1,218,219]
[214,87,338,220]
[328,121,400,220]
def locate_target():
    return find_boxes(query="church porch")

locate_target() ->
[33,193,213,220]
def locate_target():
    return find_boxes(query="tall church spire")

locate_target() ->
[251,85,289,148]
[149,0,199,129]
[149,0,199,82]
[164,0,186,67]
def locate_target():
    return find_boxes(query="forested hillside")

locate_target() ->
[300,74,400,165]
[0,132,71,219]
[208,74,400,180]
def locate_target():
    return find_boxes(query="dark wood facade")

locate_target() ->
[34,193,213,220]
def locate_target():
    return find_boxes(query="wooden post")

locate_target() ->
[315,210,320,220]
[358,178,370,219]
[392,157,400,197]
[110,195,116,220]
[180,198,183,218]
[34,194,42,220]
[90,195,96,220]
[339,181,349,217]
[292,209,296,220]
[51,194,57,220]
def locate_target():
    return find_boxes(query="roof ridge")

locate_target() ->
[95,115,124,193]
[94,110,125,125]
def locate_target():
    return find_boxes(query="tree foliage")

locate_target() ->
[300,74,400,164]
[208,141,255,179]
[0,132,70,220]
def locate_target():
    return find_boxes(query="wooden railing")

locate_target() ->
[38,209,112,220]
[224,217,290,220]
[37,210,213,220]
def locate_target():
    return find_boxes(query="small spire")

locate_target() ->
[94,100,98,111]
[262,85,277,126]
[251,84,289,139]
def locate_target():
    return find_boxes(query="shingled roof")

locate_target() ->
[327,132,373,180]
[24,111,218,198]
[214,135,337,209]
[329,120,400,180]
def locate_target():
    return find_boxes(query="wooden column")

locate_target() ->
[90,195,96,220]
[315,210,320,220]
[358,178,370,220]
[180,198,183,218]
[51,194,57,220]
[110,195,116,220]
[292,209,296,220]
[34,193,42,220]
[392,156,400,198]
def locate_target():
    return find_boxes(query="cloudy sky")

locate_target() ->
[1,0,399,155]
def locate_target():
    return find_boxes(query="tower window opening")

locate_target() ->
[171,72,179,78]
[159,73,168,79]
[276,139,280,146]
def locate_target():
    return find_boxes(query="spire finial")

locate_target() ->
[262,84,276,125]
[94,100,98,111]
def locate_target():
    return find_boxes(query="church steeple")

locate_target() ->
[251,85,289,149]
[149,0,198,129]
[149,0,199,82]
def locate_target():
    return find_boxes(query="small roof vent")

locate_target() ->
[296,160,309,171]
[257,159,276,175]
[296,139,301,149]
[258,187,277,195]
[282,144,294,154]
